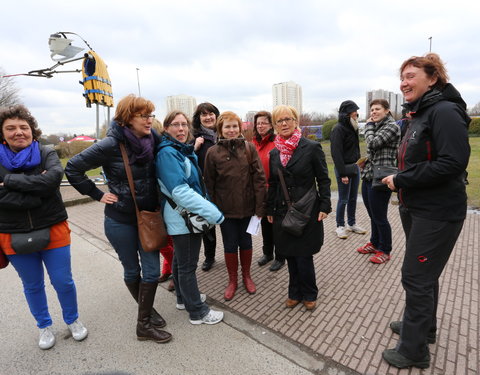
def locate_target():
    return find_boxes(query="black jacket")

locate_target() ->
[192,127,216,173]
[0,145,68,233]
[267,138,331,257]
[330,116,361,177]
[65,122,162,224]
[394,84,470,221]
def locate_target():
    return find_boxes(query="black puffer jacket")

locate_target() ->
[330,116,361,177]
[192,127,216,173]
[65,122,161,224]
[0,145,67,233]
[394,84,470,221]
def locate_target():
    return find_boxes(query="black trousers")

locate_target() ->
[202,226,216,261]
[398,207,464,360]
[260,218,284,261]
[286,255,318,302]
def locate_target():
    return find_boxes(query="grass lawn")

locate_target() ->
[60,158,102,177]
[320,137,480,208]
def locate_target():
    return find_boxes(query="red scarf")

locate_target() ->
[274,128,301,167]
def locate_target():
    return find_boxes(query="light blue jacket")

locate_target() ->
[156,135,224,235]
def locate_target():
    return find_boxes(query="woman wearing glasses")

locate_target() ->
[192,103,221,272]
[252,111,285,272]
[65,94,172,343]
[156,111,225,324]
[266,105,331,310]
[204,111,266,301]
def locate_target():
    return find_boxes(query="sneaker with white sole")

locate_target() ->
[189,309,224,325]
[346,224,367,234]
[176,294,207,310]
[39,326,55,350]
[67,320,88,341]
[335,226,348,239]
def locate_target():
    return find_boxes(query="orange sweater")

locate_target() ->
[0,220,71,255]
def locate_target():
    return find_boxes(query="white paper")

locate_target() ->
[246,216,262,235]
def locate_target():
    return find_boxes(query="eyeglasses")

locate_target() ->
[170,123,189,128]
[256,122,271,126]
[275,117,295,125]
[136,114,155,119]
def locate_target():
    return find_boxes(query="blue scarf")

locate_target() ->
[0,141,41,171]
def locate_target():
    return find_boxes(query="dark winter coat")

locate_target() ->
[0,145,67,233]
[267,137,331,257]
[204,138,266,219]
[65,122,162,224]
[192,127,216,173]
[394,84,470,221]
[330,116,361,177]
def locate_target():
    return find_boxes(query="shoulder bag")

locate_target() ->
[372,165,398,191]
[120,143,168,252]
[277,168,318,237]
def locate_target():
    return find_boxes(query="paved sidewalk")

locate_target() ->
[62,194,480,375]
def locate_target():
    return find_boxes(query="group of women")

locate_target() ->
[0,52,470,372]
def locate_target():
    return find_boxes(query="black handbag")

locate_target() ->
[278,168,317,237]
[11,227,51,254]
[372,165,398,191]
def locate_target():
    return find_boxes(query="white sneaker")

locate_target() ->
[176,294,207,310]
[39,326,55,350]
[67,320,88,341]
[346,224,367,234]
[189,309,224,325]
[335,226,348,239]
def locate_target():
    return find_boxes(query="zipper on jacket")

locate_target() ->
[27,210,34,231]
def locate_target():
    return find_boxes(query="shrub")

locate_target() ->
[469,117,480,135]
[55,141,93,159]
[321,119,337,140]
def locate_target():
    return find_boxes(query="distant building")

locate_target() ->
[272,81,303,114]
[165,94,197,120]
[366,89,404,118]
[245,111,257,125]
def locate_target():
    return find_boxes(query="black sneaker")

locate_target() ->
[389,321,436,344]
[201,259,215,272]
[269,259,285,272]
[257,255,273,266]
[382,348,430,369]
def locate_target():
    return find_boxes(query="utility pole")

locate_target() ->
[428,36,432,52]
[136,67,141,97]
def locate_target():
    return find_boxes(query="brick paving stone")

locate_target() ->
[65,198,480,375]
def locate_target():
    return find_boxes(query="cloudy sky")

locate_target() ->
[1,0,479,135]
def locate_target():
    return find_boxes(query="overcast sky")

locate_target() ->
[1,0,479,135]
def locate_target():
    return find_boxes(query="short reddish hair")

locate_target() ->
[113,94,155,126]
[217,111,242,138]
[400,53,449,90]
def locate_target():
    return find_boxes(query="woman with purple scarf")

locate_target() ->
[65,94,172,344]
[0,105,87,350]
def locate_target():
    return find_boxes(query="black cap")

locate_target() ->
[339,100,359,114]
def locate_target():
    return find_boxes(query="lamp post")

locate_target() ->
[428,36,432,52]
[136,68,141,97]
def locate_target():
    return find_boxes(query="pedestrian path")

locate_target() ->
[63,197,479,375]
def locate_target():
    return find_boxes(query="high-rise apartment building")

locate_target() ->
[272,81,303,114]
[165,94,197,120]
[366,89,404,118]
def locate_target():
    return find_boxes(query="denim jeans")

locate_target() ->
[8,245,78,328]
[286,255,318,302]
[220,217,252,253]
[334,166,360,227]
[172,233,210,320]
[104,216,160,284]
[361,179,393,253]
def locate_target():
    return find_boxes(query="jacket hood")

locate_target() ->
[404,83,468,113]
[338,100,359,118]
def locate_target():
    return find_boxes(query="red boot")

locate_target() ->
[224,253,238,301]
[240,249,256,294]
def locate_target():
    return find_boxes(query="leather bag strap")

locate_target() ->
[277,168,292,208]
[119,142,140,216]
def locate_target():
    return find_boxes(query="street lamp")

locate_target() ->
[428,36,432,52]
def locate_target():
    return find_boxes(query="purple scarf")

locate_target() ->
[0,141,41,171]
[123,127,155,164]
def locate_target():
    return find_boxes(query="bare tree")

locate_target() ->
[468,101,480,116]
[0,68,22,107]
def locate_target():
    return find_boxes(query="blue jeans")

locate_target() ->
[104,216,160,283]
[220,217,252,253]
[7,245,78,328]
[335,166,360,227]
[361,180,392,254]
[172,234,210,320]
